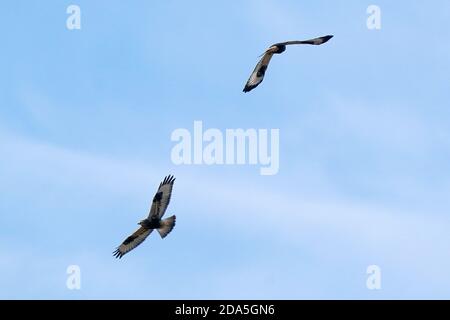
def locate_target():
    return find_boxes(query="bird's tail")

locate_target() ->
[157,215,176,239]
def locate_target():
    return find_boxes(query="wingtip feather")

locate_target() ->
[160,175,176,186]
[321,35,334,43]
[243,85,256,93]
[113,248,124,259]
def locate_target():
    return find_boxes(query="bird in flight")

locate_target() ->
[243,35,333,93]
[113,175,177,259]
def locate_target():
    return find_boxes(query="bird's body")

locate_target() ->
[139,217,163,229]
[243,35,333,93]
[267,44,286,54]
[113,175,176,259]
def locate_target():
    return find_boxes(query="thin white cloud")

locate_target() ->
[1,129,450,298]
[0,129,156,197]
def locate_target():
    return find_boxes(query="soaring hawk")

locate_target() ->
[113,175,176,259]
[243,35,333,93]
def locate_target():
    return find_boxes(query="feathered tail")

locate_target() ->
[157,215,176,238]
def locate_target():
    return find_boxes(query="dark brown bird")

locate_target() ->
[113,175,176,259]
[243,35,333,93]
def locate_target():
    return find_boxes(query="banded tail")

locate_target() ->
[157,215,176,238]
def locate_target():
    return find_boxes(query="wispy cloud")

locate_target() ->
[1,127,450,298]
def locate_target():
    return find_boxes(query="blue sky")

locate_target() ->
[1,0,450,299]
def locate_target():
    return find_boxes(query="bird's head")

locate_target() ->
[138,220,145,226]
[273,44,286,54]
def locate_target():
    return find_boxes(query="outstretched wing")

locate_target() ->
[243,52,274,93]
[276,35,333,46]
[113,226,153,259]
[148,175,176,220]
[243,35,333,93]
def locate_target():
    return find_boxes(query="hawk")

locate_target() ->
[113,175,177,259]
[243,35,333,93]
